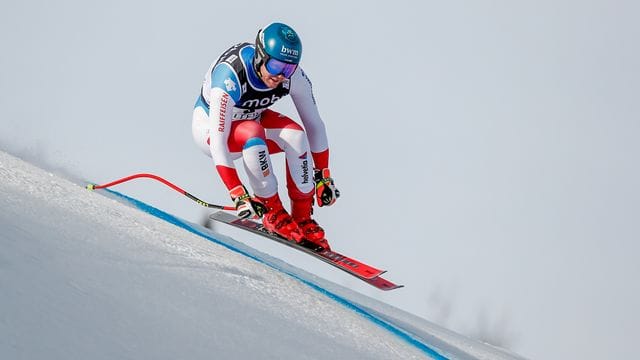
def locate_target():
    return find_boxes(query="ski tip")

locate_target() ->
[380,284,404,291]
[364,276,404,291]
[86,183,96,190]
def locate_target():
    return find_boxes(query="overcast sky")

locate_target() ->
[2,1,639,359]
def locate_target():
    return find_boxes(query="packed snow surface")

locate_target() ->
[0,151,525,360]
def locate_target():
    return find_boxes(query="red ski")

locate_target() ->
[362,276,404,291]
[209,211,403,290]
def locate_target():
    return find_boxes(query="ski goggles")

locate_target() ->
[264,58,298,78]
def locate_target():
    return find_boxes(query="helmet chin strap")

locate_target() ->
[253,28,266,79]
[253,59,265,80]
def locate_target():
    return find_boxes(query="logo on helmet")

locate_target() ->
[280,45,299,58]
[281,27,297,42]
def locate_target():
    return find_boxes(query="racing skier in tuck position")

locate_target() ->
[192,22,339,249]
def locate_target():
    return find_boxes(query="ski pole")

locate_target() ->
[86,173,235,211]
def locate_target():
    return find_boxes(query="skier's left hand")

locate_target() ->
[314,168,340,207]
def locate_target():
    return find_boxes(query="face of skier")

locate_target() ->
[259,64,287,88]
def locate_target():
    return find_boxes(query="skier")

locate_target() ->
[192,22,339,249]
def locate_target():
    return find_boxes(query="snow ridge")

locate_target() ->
[106,189,447,359]
[0,150,526,360]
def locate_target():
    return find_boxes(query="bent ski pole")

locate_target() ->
[86,173,235,210]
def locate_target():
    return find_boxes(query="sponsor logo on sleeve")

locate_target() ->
[224,78,236,92]
[217,93,229,132]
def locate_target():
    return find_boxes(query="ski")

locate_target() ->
[210,211,383,279]
[209,211,403,290]
[363,276,404,291]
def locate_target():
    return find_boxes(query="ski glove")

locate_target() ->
[230,185,266,219]
[314,168,340,207]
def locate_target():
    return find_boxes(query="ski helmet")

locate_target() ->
[253,22,302,75]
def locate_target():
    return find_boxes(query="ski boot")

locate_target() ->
[256,193,304,243]
[291,197,330,250]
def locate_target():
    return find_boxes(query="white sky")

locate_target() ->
[2,1,639,359]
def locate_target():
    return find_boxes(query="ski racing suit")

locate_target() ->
[192,42,329,202]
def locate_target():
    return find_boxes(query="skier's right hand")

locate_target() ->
[229,185,266,219]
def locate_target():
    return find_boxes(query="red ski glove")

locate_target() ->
[314,168,340,207]
[229,185,266,219]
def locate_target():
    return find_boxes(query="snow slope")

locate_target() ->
[0,150,526,360]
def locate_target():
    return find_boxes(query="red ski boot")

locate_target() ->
[256,193,304,243]
[291,197,330,250]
